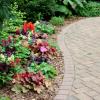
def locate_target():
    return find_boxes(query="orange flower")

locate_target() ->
[23,22,35,32]
[23,22,28,33]
[28,22,35,31]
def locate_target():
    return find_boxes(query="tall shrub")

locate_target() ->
[15,0,87,22]
[0,0,11,29]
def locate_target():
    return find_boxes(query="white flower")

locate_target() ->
[0,54,5,61]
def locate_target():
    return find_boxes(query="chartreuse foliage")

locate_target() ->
[3,2,25,33]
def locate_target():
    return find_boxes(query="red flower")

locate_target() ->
[42,42,49,47]
[50,47,56,52]
[23,22,28,33]
[28,22,35,31]
[23,22,35,33]
[38,42,49,47]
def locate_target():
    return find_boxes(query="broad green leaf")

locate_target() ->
[74,0,83,7]
[63,0,68,5]
[55,5,69,15]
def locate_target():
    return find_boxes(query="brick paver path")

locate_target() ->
[54,17,100,100]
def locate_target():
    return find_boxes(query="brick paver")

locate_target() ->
[54,17,100,100]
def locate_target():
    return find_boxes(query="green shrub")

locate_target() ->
[17,0,57,22]
[15,0,86,22]
[76,1,100,17]
[50,16,64,26]
[0,0,12,29]
[0,96,11,100]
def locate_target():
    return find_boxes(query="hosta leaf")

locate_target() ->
[63,0,68,5]
[55,5,69,15]
[74,0,83,7]
[68,0,76,9]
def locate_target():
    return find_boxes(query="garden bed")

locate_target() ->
[0,17,83,100]
[0,21,64,100]
[0,52,64,100]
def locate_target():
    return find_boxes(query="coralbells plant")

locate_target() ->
[0,21,57,94]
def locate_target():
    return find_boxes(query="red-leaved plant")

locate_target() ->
[13,72,44,86]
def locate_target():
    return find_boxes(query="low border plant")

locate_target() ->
[50,17,64,26]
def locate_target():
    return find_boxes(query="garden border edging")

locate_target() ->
[54,25,75,100]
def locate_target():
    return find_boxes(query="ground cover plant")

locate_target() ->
[0,21,58,97]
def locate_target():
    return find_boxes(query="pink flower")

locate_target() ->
[40,46,47,53]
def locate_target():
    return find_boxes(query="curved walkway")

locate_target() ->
[54,17,100,100]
